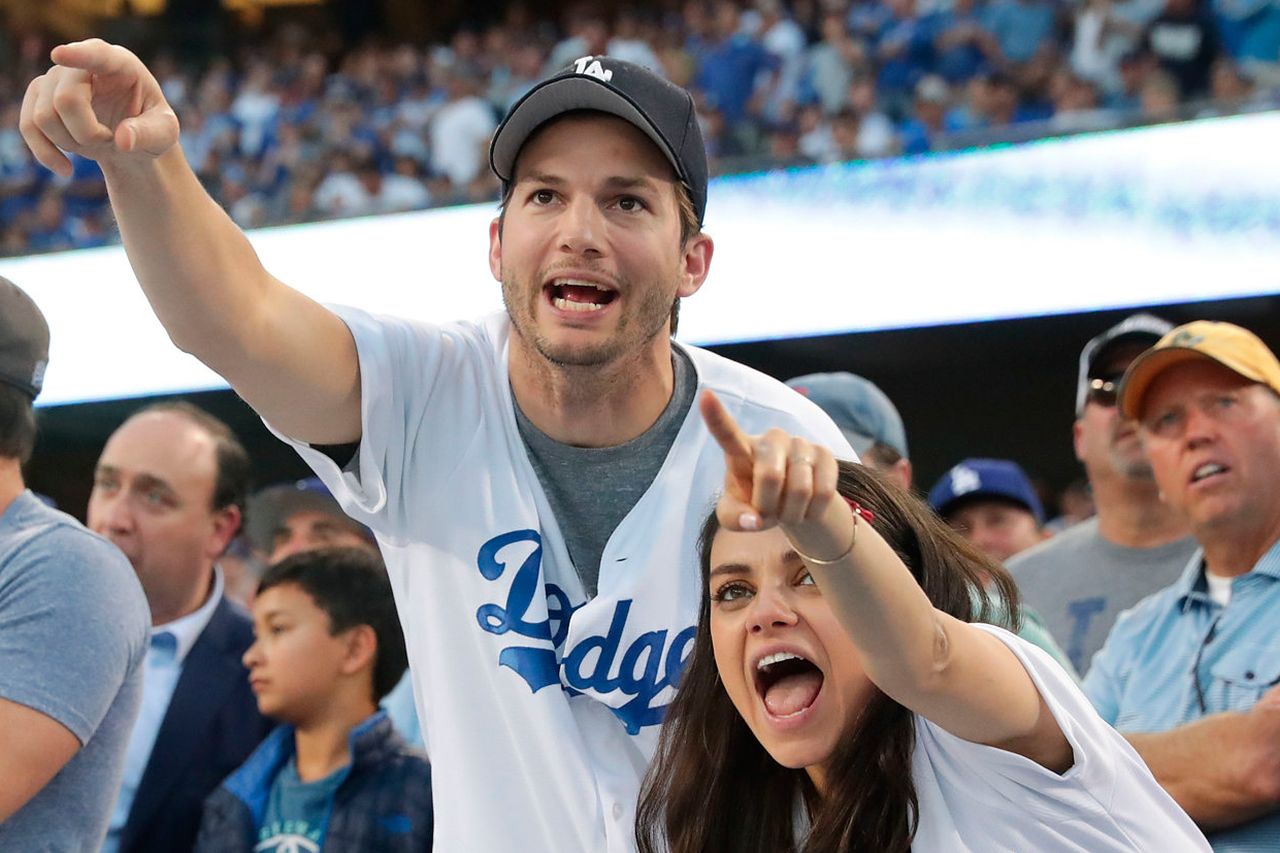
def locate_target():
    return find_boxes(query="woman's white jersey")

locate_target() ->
[910,624,1210,852]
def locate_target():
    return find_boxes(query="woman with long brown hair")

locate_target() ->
[636,391,1208,853]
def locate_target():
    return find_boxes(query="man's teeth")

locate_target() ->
[553,297,605,312]
[1194,463,1227,481]
[758,651,805,671]
[555,278,611,290]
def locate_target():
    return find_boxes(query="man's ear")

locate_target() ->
[488,217,503,282]
[677,232,714,299]
[889,458,913,493]
[209,504,242,560]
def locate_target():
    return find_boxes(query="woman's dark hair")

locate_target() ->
[258,547,408,702]
[636,461,1019,853]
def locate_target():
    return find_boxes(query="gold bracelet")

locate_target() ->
[792,502,860,565]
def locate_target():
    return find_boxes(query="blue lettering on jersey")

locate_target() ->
[475,529,697,734]
[1066,596,1106,672]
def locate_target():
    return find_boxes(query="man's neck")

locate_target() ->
[150,568,215,627]
[0,460,23,519]
[293,696,378,783]
[1091,470,1190,549]
[1200,517,1280,579]
[508,335,676,447]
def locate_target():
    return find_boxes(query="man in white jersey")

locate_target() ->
[21,46,849,852]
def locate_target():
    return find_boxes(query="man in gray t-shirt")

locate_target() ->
[1009,314,1196,674]
[0,277,150,849]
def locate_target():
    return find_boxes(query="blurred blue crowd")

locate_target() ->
[1,0,1278,257]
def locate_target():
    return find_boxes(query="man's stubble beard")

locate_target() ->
[1109,431,1156,482]
[501,271,676,369]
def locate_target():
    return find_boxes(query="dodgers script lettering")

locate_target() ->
[475,529,695,734]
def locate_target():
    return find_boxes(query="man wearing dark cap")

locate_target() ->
[786,371,912,490]
[246,477,376,565]
[22,45,847,850]
[1085,321,1280,850]
[0,278,150,849]
[1008,314,1197,675]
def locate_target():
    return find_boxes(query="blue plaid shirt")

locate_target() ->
[1085,539,1280,852]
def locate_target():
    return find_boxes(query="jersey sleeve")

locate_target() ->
[0,528,147,745]
[913,624,1120,810]
[263,305,484,541]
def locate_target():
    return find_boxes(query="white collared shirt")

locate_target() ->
[101,567,226,853]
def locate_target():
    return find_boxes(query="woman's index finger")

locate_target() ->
[699,390,754,479]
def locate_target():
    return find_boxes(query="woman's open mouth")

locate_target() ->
[755,651,824,721]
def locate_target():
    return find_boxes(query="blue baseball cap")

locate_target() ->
[928,458,1044,524]
[786,372,908,458]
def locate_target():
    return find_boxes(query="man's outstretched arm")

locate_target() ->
[21,39,360,444]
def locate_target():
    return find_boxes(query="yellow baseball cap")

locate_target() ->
[1118,320,1280,420]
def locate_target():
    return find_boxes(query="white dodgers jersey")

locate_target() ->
[272,308,852,852]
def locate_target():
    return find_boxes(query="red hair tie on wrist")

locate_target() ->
[844,498,874,524]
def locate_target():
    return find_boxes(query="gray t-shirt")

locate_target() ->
[1007,516,1198,675]
[0,490,149,850]
[515,348,697,598]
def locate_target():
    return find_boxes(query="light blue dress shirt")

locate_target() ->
[1084,540,1280,852]
[100,570,225,853]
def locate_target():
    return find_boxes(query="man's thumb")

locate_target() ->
[115,110,178,155]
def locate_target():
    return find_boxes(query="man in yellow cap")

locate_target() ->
[1084,320,1280,851]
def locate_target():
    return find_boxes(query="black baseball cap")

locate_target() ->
[0,277,50,400]
[489,56,709,225]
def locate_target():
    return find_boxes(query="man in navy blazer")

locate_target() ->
[88,402,273,853]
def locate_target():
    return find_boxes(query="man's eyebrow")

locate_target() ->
[601,175,663,192]
[94,465,176,497]
[131,473,177,496]
[513,171,566,187]
[512,173,665,192]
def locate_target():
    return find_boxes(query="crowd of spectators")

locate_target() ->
[2,0,1280,258]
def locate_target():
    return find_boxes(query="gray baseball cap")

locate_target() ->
[786,372,908,458]
[245,478,373,556]
[0,277,50,400]
[1076,313,1173,415]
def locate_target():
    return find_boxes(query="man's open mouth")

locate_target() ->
[755,651,824,719]
[1191,461,1229,484]
[545,278,618,313]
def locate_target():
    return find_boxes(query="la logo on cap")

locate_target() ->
[573,56,613,82]
[1169,330,1205,348]
[950,465,981,496]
